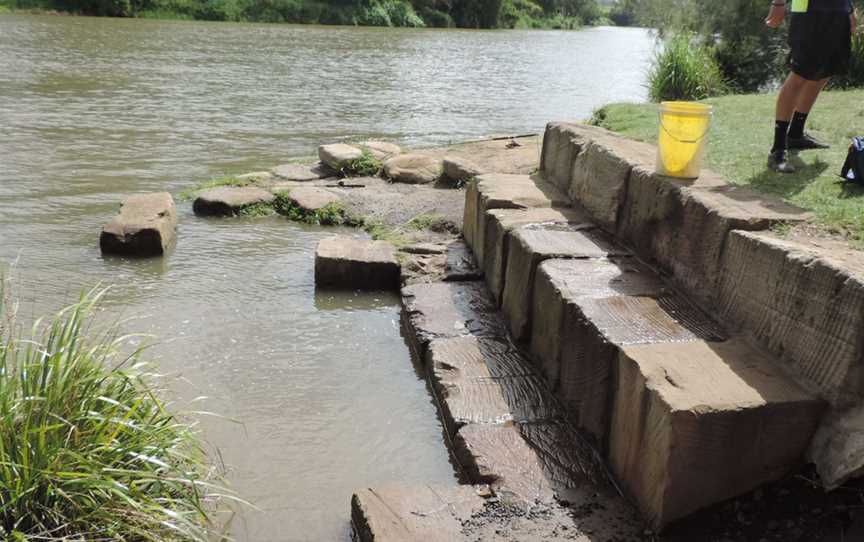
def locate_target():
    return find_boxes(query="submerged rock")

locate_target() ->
[383,153,442,184]
[270,162,335,182]
[193,186,275,216]
[361,141,401,161]
[285,187,341,212]
[100,192,177,257]
[318,143,363,170]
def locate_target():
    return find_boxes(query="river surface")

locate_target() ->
[0,14,654,541]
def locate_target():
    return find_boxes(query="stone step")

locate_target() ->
[351,483,639,541]
[100,192,177,256]
[501,223,630,342]
[481,206,595,304]
[610,339,824,529]
[314,236,400,290]
[401,281,506,359]
[462,173,570,269]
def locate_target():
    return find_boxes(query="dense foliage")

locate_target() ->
[647,32,726,101]
[615,0,864,92]
[0,284,226,541]
[2,0,603,28]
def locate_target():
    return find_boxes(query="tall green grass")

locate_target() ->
[647,32,727,102]
[0,283,226,541]
[831,31,864,90]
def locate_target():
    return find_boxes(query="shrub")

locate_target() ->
[648,32,727,102]
[419,7,453,27]
[0,285,226,541]
[830,31,864,90]
[341,150,383,177]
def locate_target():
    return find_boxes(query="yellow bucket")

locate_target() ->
[656,101,713,179]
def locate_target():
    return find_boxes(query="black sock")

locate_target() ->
[772,120,790,153]
[788,111,808,139]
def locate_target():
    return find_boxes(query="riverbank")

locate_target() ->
[0,0,602,28]
[591,90,864,246]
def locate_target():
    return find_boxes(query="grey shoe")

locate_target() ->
[768,150,796,174]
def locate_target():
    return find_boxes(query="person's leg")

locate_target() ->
[788,77,830,144]
[772,73,808,152]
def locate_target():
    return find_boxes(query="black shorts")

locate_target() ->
[789,11,852,80]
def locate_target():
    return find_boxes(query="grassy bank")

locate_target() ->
[0,0,599,28]
[0,283,228,540]
[591,89,864,243]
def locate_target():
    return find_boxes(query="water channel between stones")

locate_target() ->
[0,14,655,540]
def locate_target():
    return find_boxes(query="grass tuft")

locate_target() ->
[0,282,228,540]
[406,213,457,233]
[178,176,253,201]
[339,150,383,178]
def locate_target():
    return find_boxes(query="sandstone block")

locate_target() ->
[383,153,442,184]
[443,156,483,181]
[318,143,363,170]
[609,340,823,529]
[314,236,399,290]
[100,192,176,256]
[401,281,505,358]
[360,140,401,160]
[285,187,340,212]
[462,174,570,269]
[539,121,591,192]
[501,224,628,342]
[567,130,655,232]
[443,240,481,281]
[482,207,594,304]
[351,485,485,542]
[619,166,812,307]
[809,403,864,489]
[270,162,334,181]
[426,336,557,433]
[193,186,275,216]
[717,230,864,407]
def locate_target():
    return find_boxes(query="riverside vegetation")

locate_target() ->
[0,281,229,541]
[0,0,606,28]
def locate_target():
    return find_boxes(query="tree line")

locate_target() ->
[4,0,604,28]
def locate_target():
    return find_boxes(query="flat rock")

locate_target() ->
[443,240,481,281]
[236,171,273,183]
[401,281,505,358]
[717,230,864,407]
[443,156,483,181]
[809,403,864,489]
[482,206,595,303]
[360,140,401,160]
[318,143,363,170]
[426,336,558,433]
[609,339,823,529]
[100,192,176,256]
[619,166,812,308]
[383,153,443,184]
[193,186,275,216]
[463,173,571,268]
[285,187,340,212]
[270,162,334,181]
[315,236,399,290]
[399,243,447,255]
[501,224,629,342]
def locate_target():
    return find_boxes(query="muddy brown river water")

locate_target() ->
[0,14,654,540]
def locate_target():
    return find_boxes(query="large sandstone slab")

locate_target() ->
[619,166,812,307]
[443,156,483,182]
[566,127,656,232]
[360,140,401,161]
[270,162,334,181]
[609,339,823,529]
[717,230,864,407]
[401,281,505,358]
[539,121,592,192]
[285,187,340,212]
[318,143,363,170]
[482,206,594,304]
[314,236,399,290]
[809,403,864,489]
[100,192,176,256]
[501,224,629,342]
[462,174,570,267]
[193,186,275,216]
[383,154,442,184]
[426,336,558,433]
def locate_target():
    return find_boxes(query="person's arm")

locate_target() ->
[766,0,786,28]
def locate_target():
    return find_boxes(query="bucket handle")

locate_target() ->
[659,115,711,144]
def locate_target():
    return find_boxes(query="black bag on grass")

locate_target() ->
[840,137,864,184]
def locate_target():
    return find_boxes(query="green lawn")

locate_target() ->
[591,90,864,243]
